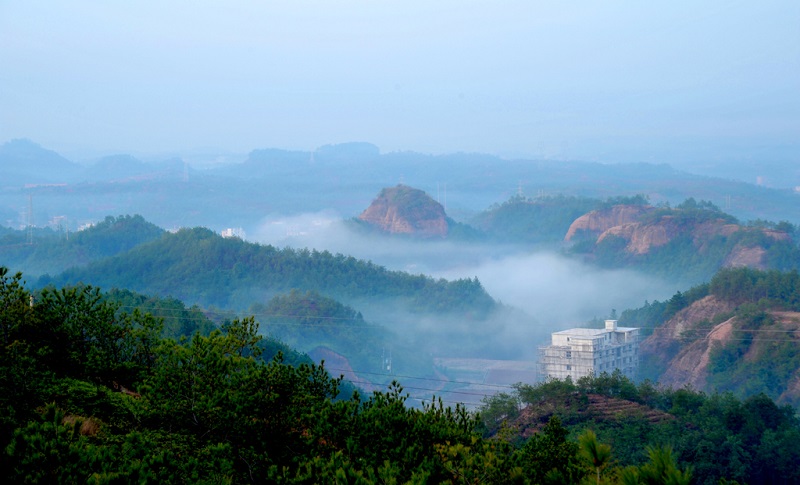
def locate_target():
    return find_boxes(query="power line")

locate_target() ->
[323,367,525,391]
[112,305,800,342]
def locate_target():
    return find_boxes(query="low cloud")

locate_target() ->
[434,252,676,330]
[248,212,678,358]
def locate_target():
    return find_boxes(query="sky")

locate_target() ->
[1,1,798,162]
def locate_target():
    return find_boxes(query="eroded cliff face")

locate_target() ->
[641,297,800,404]
[567,205,789,264]
[655,315,737,391]
[721,229,791,270]
[358,184,448,238]
[597,221,675,255]
[564,205,651,242]
[640,295,737,387]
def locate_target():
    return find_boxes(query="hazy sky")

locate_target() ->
[1,1,798,161]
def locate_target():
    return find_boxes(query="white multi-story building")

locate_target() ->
[539,320,639,381]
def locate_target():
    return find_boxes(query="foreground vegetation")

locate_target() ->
[479,371,800,484]
[0,267,702,483]
[2,268,796,483]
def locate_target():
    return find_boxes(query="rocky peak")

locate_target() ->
[358,184,448,238]
[564,205,651,242]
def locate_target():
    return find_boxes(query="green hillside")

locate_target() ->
[1,215,164,277]
[7,267,796,483]
[470,194,640,245]
[254,289,433,379]
[46,226,498,318]
[479,372,800,484]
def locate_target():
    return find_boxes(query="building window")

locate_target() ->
[565,351,572,359]
[566,365,571,371]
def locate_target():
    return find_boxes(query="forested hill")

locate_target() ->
[567,199,800,284]
[45,226,497,317]
[1,215,164,277]
[470,194,643,245]
[479,372,800,484]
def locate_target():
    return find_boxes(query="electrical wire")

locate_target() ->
[109,303,800,340]
[85,302,800,407]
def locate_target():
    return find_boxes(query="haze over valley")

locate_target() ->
[2,2,799,482]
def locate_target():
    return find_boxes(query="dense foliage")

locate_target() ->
[1,215,164,277]
[480,371,800,484]
[2,268,720,483]
[470,194,613,245]
[253,289,434,380]
[104,288,217,340]
[46,227,498,318]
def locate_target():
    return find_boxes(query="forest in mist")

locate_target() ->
[2,139,800,483]
[4,1,799,480]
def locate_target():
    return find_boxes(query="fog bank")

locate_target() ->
[250,212,677,334]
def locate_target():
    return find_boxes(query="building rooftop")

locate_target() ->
[552,327,638,337]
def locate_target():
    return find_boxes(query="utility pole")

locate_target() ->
[27,194,33,245]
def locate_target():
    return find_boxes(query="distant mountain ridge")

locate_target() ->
[3,139,800,231]
[0,139,81,185]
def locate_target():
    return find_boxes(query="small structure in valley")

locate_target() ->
[538,320,639,381]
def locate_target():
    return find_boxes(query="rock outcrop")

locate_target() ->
[597,220,675,255]
[566,204,791,265]
[358,184,448,238]
[564,205,651,242]
[641,296,800,404]
[639,295,734,390]
[655,315,736,391]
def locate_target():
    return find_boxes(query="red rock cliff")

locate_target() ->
[358,185,449,238]
[564,205,651,242]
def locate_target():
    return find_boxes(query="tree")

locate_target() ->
[518,415,585,484]
[579,429,612,485]
[619,446,692,485]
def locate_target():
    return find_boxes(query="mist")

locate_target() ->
[249,211,677,359]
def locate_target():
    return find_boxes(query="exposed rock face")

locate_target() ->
[358,184,448,238]
[719,228,791,269]
[567,204,791,266]
[640,295,737,390]
[723,245,768,269]
[598,221,675,255]
[657,316,736,390]
[564,205,651,242]
[640,296,800,405]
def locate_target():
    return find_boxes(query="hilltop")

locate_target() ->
[478,371,800,484]
[358,184,449,238]
[566,199,799,283]
[46,226,497,316]
[470,194,600,246]
[1,215,164,277]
